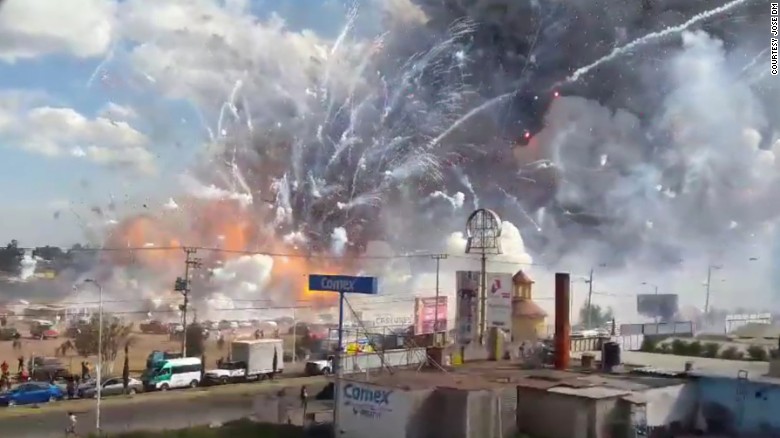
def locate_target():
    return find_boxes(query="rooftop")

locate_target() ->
[343,360,683,397]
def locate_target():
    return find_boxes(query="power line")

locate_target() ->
[16,244,548,265]
[3,298,429,319]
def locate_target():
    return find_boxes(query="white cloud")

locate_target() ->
[0,102,156,174]
[0,0,116,62]
[117,0,341,109]
[98,102,138,121]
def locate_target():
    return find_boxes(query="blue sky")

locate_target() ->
[0,0,358,247]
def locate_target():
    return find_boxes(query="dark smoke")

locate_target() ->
[142,0,774,277]
[379,0,774,267]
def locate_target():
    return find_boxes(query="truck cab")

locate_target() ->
[204,360,247,384]
[305,355,334,376]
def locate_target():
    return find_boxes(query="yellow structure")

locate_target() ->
[510,270,548,342]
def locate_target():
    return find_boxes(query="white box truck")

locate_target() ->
[231,339,284,380]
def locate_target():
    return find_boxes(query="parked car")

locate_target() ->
[30,321,59,340]
[78,377,143,398]
[0,382,64,406]
[0,327,19,341]
[140,320,169,335]
[30,357,70,381]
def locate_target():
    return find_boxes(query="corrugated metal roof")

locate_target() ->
[549,386,631,399]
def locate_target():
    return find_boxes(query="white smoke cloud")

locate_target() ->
[179,174,252,206]
[205,254,275,321]
[19,251,38,281]
[330,227,348,256]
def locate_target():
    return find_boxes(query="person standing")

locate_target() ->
[16,356,23,373]
[300,385,308,411]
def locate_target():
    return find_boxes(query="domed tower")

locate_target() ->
[511,270,548,342]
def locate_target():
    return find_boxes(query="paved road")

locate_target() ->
[0,376,327,437]
[572,350,769,377]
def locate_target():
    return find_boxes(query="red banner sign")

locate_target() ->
[414,296,448,334]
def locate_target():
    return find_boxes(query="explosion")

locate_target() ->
[66,0,779,318]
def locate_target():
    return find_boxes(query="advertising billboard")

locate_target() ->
[636,294,679,322]
[338,381,412,437]
[414,296,448,334]
[455,271,479,345]
[485,272,512,328]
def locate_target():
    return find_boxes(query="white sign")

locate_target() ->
[338,381,411,438]
[374,314,414,327]
[456,271,479,345]
[486,272,512,328]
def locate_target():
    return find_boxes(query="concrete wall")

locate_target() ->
[696,376,780,436]
[516,388,590,438]
[642,384,697,428]
[337,380,430,438]
[406,386,515,438]
[409,387,469,438]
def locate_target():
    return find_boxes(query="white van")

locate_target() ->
[142,357,202,391]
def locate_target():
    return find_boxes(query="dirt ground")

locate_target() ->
[0,329,299,376]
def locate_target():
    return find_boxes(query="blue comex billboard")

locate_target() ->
[308,275,378,295]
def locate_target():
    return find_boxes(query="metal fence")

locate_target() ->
[341,347,428,374]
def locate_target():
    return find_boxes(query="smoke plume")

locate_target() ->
[61,0,777,322]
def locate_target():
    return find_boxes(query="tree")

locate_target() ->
[31,246,64,261]
[122,338,135,393]
[73,314,133,374]
[0,240,23,276]
[185,323,205,358]
[578,303,614,328]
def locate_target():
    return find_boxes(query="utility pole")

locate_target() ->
[175,247,201,357]
[431,254,448,345]
[479,252,487,344]
[585,268,594,329]
[704,264,717,315]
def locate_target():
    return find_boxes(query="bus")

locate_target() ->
[142,357,202,391]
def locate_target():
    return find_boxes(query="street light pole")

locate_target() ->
[83,279,103,433]
[585,269,594,329]
[431,254,448,345]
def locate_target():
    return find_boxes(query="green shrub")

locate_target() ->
[671,339,689,356]
[640,338,657,352]
[702,343,720,358]
[686,341,703,357]
[656,343,672,354]
[747,345,769,361]
[720,346,744,360]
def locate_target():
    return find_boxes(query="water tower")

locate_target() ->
[465,209,502,343]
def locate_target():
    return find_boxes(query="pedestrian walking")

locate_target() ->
[65,412,77,436]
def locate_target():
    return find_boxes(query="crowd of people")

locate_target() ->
[0,356,94,397]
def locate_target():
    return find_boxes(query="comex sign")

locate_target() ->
[343,383,393,419]
[308,275,378,295]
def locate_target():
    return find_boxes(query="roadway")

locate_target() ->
[0,375,328,437]
[572,350,770,377]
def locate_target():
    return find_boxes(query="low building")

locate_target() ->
[514,371,695,438]
[334,360,694,438]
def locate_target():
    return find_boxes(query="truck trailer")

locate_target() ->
[205,339,284,384]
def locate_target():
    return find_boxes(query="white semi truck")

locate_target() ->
[205,339,284,384]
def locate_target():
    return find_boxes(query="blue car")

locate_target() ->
[0,382,64,406]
